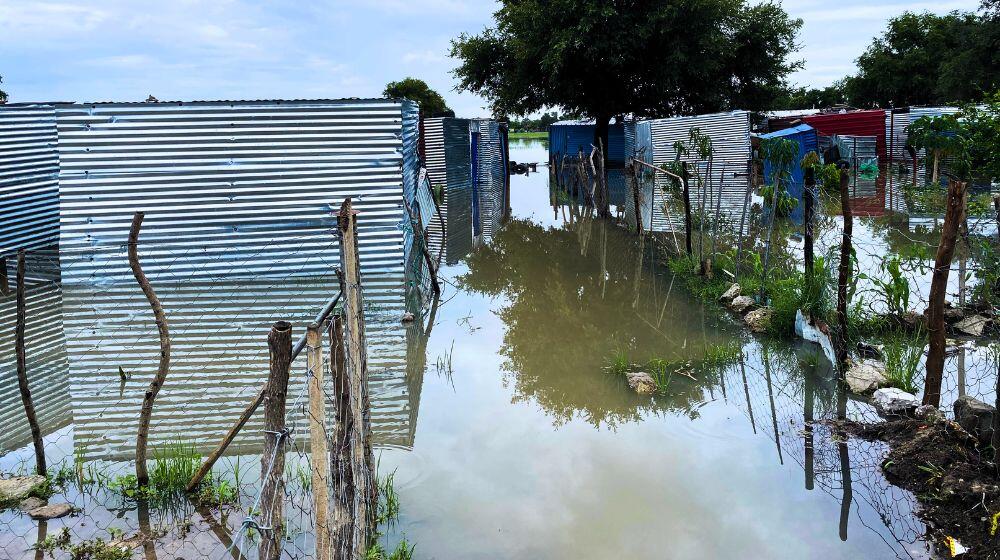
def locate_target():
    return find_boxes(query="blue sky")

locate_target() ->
[0,0,981,116]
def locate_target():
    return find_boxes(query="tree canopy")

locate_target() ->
[842,11,999,107]
[383,77,452,117]
[451,0,802,150]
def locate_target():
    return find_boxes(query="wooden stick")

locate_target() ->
[259,321,292,560]
[329,313,353,559]
[804,167,815,281]
[682,163,693,257]
[923,180,967,407]
[15,250,46,476]
[307,323,331,560]
[402,196,441,296]
[0,256,9,297]
[835,170,853,371]
[128,211,171,488]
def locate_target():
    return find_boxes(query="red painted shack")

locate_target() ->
[801,110,887,163]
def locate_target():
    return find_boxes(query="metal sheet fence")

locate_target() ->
[0,105,60,257]
[472,119,506,243]
[423,117,474,264]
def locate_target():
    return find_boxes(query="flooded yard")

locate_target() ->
[1,138,996,559]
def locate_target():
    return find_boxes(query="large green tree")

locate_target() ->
[383,77,452,117]
[451,0,802,158]
[844,11,1000,107]
[776,82,847,110]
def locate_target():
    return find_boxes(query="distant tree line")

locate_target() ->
[508,112,566,132]
[780,6,999,109]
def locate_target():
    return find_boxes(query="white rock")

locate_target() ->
[954,315,989,337]
[873,387,919,417]
[730,295,756,315]
[744,308,772,333]
[626,372,658,395]
[0,476,46,504]
[845,362,886,394]
[719,283,741,304]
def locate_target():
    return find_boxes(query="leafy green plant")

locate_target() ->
[760,183,799,217]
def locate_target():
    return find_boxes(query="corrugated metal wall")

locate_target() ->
[637,111,751,233]
[472,119,506,243]
[0,105,60,257]
[548,121,627,164]
[423,117,474,265]
[0,272,71,455]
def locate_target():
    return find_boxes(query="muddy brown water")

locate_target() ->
[1,138,997,558]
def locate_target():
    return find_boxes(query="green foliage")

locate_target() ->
[760,137,800,217]
[859,255,910,315]
[451,0,803,128]
[777,82,847,110]
[36,527,131,560]
[882,332,926,394]
[384,78,451,116]
[759,183,798,217]
[818,163,841,193]
[844,11,999,107]
[508,111,563,132]
[907,114,967,180]
[376,470,400,526]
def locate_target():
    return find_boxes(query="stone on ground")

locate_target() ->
[0,475,46,505]
[914,404,943,422]
[18,497,45,512]
[27,503,73,520]
[729,295,755,315]
[626,372,658,395]
[744,308,772,333]
[845,361,886,394]
[953,395,995,444]
[719,283,741,304]
[953,315,989,337]
[872,387,919,417]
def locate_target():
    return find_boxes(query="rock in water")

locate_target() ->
[626,372,658,395]
[18,497,45,512]
[730,295,756,315]
[953,315,989,337]
[27,503,73,520]
[744,308,772,333]
[845,362,887,394]
[872,388,919,417]
[719,283,741,304]
[953,395,996,444]
[0,475,46,505]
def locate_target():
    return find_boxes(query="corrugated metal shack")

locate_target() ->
[0,98,433,457]
[548,120,629,165]
[759,124,817,224]
[801,110,887,164]
[423,117,509,263]
[632,111,752,232]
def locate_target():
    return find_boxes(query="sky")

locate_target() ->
[0,0,983,117]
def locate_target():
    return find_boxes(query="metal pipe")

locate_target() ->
[292,291,343,360]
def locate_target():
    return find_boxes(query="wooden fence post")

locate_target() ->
[328,313,354,558]
[259,320,292,560]
[128,211,171,488]
[804,167,815,282]
[15,250,46,475]
[307,323,331,560]
[681,162,693,257]
[923,180,967,407]
[338,198,374,557]
[835,169,853,371]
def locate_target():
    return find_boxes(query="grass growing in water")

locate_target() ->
[36,527,131,560]
[882,332,926,394]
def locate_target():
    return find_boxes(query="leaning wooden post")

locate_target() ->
[804,167,815,282]
[307,323,331,560]
[338,197,374,555]
[259,320,292,560]
[15,250,46,476]
[923,180,967,407]
[681,162,693,257]
[627,162,643,236]
[835,169,853,371]
[128,211,171,487]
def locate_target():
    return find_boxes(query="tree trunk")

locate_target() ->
[15,250,46,476]
[593,114,611,171]
[259,321,292,560]
[923,180,967,407]
[931,151,940,184]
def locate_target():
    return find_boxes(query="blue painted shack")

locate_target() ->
[759,124,817,224]
[548,120,630,165]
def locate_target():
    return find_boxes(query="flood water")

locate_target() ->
[3,138,997,559]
